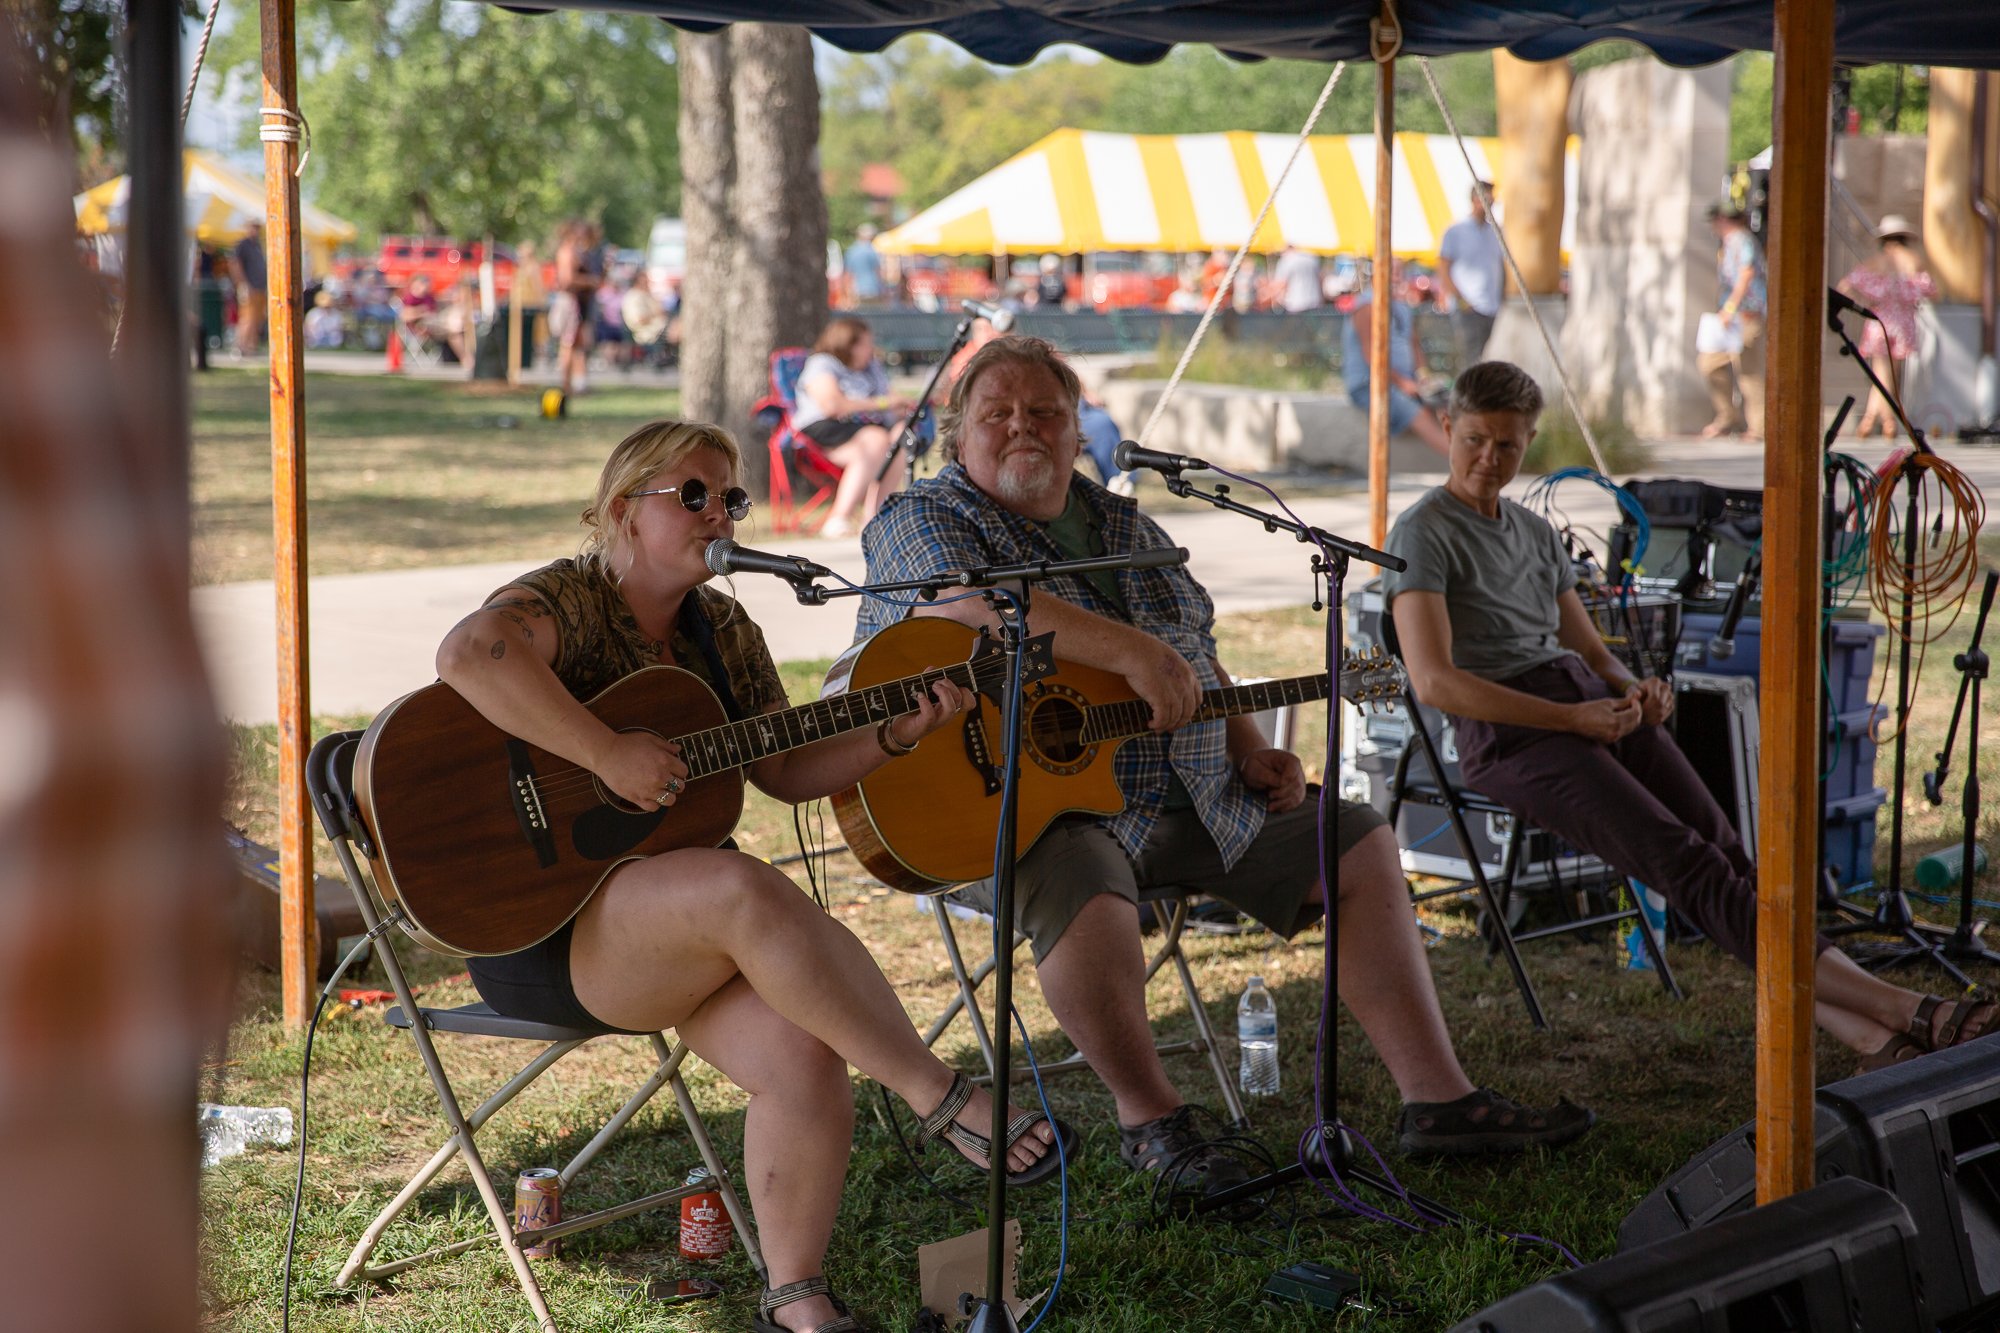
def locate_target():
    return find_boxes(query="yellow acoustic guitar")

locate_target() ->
[823,618,1404,894]
[354,624,1051,957]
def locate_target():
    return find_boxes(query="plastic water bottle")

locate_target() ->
[1237,977,1280,1098]
[197,1104,294,1168]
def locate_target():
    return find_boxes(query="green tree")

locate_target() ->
[1731,54,1928,166]
[7,0,197,185]
[212,5,679,249]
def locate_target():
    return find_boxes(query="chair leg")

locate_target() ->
[923,897,1000,1078]
[669,1055,767,1282]
[1628,889,1686,1002]
[1157,896,1247,1126]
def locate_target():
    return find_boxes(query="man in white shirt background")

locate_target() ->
[1436,183,1503,369]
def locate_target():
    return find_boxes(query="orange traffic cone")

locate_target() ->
[385,326,403,373]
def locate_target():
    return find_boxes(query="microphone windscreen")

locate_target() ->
[990,308,1015,334]
[1113,439,1138,472]
[703,538,736,577]
[1708,637,1734,661]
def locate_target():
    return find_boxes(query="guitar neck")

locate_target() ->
[1079,673,1335,745]
[676,660,981,779]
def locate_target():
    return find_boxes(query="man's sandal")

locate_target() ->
[1913,992,2000,1051]
[1397,1088,1595,1157]
[916,1072,1077,1188]
[752,1275,861,1333]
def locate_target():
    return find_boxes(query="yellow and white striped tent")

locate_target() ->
[875,127,1575,262]
[74,150,358,276]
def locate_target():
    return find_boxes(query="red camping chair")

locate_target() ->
[752,347,845,534]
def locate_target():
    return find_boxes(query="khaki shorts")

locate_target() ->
[954,793,1385,963]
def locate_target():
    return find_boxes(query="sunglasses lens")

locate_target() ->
[724,488,753,521]
[675,478,710,512]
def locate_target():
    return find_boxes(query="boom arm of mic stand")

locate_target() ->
[1161,473,1405,571]
[1926,569,2000,803]
[876,316,975,486]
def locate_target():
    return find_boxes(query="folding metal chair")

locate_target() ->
[915,692,1304,1129]
[305,731,765,1328]
[1376,628,1684,1032]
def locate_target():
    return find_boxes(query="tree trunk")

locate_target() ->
[1493,51,1571,297]
[677,24,828,492]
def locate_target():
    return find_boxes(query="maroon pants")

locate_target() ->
[1451,656,1830,968]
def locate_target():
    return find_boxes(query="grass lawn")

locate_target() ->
[199,371,2000,1329]
[191,369,679,585]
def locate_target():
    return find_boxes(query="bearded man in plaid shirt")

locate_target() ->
[852,337,1591,1190]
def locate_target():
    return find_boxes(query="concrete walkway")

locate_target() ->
[193,438,1994,726]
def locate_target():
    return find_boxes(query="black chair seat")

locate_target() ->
[384,1001,614,1043]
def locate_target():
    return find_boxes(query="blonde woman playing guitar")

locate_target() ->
[421,421,1072,1333]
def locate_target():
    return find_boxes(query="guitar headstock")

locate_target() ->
[969,630,1060,700]
[1338,644,1406,712]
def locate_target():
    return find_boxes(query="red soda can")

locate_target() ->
[679,1166,732,1260]
[514,1167,562,1258]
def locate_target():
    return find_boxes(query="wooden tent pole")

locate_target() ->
[1755,0,1834,1205]
[1369,7,1399,554]
[261,0,315,1028]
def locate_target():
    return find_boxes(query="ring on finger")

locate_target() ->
[666,777,685,795]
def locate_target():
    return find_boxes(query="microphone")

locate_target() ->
[703,538,831,582]
[1707,556,1761,661]
[1113,440,1210,474]
[1827,286,1876,324]
[960,298,1016,334]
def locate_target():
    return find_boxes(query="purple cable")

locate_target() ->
[1203,465,1585,1272]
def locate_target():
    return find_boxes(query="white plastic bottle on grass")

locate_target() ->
[1237,976,1280,1097]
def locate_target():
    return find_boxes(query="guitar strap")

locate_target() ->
[679,595,745,723]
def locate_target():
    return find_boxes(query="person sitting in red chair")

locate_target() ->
[792,316,913,539]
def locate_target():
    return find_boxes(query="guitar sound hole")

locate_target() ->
[1028,697,1087,764]
[598,726,670,812]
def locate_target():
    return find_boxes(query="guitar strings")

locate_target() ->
[515,662,989,808]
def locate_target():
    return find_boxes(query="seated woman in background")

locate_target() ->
[792,316,912,538]
[436,419,1072,1333]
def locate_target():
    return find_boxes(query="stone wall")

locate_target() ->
[1560,60,1733,437]
[1095,378,1444,475]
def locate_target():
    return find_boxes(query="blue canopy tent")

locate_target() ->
[144,0,1995,1223]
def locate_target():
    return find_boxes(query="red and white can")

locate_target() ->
[679,1166,732,1260]
[514,1167,562,1259]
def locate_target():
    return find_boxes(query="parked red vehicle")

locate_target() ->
[367,236,554,298]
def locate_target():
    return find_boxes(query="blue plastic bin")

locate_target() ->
[1824,787,1887,891]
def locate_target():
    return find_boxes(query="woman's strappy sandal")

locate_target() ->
[1858,992,2000,1074]
[915,1072,1077,1189]
[753,1275,861,1333]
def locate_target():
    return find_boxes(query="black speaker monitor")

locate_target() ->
[1621,1043,2000,1330]
[1450,1177,1925,1332]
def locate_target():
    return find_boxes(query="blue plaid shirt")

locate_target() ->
[852,463,1266,868]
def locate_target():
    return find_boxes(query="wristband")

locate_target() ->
[877,718,918,757]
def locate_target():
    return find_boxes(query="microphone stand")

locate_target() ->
[1819,304,1967,983]
[1141,466,1466,1230]
[1921,568,1999,966]
[795,546,1191,1332]
[876,312,977,488]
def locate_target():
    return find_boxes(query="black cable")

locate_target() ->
[281,989,332,1333]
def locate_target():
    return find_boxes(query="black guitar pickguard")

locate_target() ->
[571,802,668,860]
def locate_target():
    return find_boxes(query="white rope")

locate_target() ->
[1415,54,1612,478]
[179,0,223,129]
[259,106,312,176]
[1136,61,1348,447]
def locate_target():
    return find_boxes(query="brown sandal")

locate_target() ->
[1911,992,2000,1051]
[1857,1033,1926,1074]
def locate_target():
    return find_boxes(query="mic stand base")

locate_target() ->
[962,1299,1019,1333]
[1193,1122,1465,1227]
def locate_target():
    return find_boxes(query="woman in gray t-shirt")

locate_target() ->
[793,316,912,538]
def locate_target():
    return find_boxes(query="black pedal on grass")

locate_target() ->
[1264,1261,1364,1312]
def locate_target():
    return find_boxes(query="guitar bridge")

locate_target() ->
[961,696,1003,797]
[506,740,558,868]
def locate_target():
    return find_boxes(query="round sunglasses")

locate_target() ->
[628,476,754,522]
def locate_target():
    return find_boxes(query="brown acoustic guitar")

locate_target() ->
[823,617,1405,894]
[354,624,1054,957]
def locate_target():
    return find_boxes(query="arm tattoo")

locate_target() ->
[490,640,507,660]
[497,608,535,643]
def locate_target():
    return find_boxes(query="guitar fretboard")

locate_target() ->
[676,661,982,778]
[1078,673,1337,744]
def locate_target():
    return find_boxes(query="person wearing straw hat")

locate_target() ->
[1836,213,1938,438]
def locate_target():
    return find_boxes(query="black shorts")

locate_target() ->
[800,417,868,448]
[466,916,651,1035]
